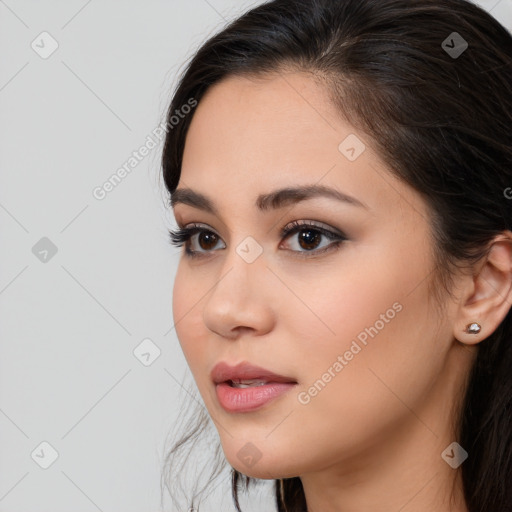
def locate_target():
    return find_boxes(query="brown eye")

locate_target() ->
[280,220,347,257]
[197,231,219,251]
[297,229,323,251]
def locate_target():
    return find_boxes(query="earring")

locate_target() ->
[465,322,481,334]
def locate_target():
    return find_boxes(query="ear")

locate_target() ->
[454,231,512,345]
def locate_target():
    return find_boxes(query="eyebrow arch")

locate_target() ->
[170,184,369,215]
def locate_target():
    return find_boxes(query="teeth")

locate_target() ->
[230,379,268,388]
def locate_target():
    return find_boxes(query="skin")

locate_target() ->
[171,70,512,512]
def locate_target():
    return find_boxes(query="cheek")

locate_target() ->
[286,230,434,361]
[275,251,410,364]
[276,249,441,453]
[172,264,225,402]
[172,266,204,367]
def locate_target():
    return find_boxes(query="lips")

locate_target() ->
[211,361,298,413]
[211,361,297,386]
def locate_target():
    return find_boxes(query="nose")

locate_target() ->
[202,244,275,340]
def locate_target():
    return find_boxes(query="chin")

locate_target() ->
[220,437,306,480]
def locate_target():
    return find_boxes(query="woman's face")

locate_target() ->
[171,71,467,480]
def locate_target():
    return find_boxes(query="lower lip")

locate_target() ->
[215,381,297,412]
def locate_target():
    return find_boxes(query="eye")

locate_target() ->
[279,219,346,257]
[168,223,225,258]
[168,221,347,259]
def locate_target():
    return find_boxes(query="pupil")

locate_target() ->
[299,229,320,250]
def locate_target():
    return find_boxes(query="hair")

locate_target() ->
[159,0,512,510]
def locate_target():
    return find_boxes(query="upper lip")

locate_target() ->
[211,361,297,384]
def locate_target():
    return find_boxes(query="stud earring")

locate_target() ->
[465,322,481,334]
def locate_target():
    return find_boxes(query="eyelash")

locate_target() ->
[167,220,347,259]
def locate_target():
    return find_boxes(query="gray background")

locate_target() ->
[0,1,510,511]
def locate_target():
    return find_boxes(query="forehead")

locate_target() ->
[184,71,340,151]
[181,71,351,185]
[178,71,429,224]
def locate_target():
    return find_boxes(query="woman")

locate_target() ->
[160,0,512,510]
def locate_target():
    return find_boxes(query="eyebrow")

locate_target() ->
[170,184,369,214]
